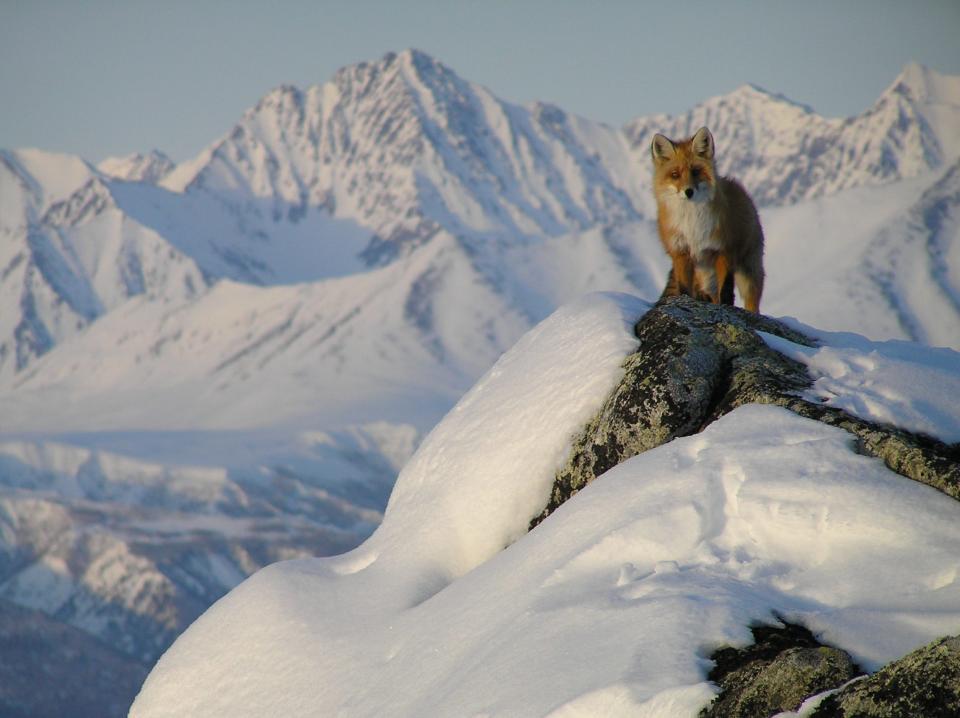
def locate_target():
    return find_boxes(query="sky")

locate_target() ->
[2,0,959,164]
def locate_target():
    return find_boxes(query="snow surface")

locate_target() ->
[765,323,960,443]
[131,294,960,718]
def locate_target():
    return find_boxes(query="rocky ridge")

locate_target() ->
[534,295,959,527]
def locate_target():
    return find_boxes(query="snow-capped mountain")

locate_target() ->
[1,50,959,717]
[0,152,207,382]
[3,54,959,390]
[0,422,412,660]
[624,61,960,206]
[162,50,644,262]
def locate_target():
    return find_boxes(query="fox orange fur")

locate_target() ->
[651,126,765,313]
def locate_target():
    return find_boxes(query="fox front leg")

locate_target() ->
[667,251,696,298]
[693,253,719,303]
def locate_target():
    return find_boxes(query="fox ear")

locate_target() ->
[651,134,676,163]
[692,127,714,160]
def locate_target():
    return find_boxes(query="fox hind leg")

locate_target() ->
[714,253,733,305]
[735,269,763,313]
[720,273,734,305]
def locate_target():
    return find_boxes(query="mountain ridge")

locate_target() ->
[2,54,958,385]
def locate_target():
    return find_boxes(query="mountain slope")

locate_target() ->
[98,150,175,184]
[0,598,149,718]
[0,173,207,382]
[0,231,531,432]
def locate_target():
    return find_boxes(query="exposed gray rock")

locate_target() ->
[531,295,959,527]
[812,635,960,717]
[699,621,862,718]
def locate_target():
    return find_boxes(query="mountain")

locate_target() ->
[161,50,644,263]
[0,598,150,718]
[624,61,960,206]
[1,51,959,717]
[3,54,959,389]
[0,151,207,383]
[0,420,416,717]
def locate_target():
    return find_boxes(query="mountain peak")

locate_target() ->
[260,83,303,101]
[887,61,960,107]
[98,149,175,184]
[329,48,451,87]
[724,83,817,114]
[396,47,438,67]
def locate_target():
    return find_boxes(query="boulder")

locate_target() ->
[700,621,861,718]
[812,635,960,718]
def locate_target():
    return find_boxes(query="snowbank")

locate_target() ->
[130,295,960,718]
[765,322,960,443]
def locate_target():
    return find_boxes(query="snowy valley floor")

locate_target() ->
[130,294,960,718]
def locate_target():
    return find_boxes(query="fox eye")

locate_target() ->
[670,170,681,180]
[691,167,702,178]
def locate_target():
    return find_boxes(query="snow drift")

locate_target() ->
[130,294,960,718]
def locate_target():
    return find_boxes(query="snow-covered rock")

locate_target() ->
[129,294,960,718]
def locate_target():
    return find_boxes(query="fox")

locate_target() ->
[651,126,765,313]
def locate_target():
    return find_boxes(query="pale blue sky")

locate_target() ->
[2,0,958,163]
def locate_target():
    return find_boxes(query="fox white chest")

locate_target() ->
[661,194,721,258]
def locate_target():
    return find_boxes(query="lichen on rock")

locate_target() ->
[811,635,960,718]
[699,621,861,718]
[531,295,959,528]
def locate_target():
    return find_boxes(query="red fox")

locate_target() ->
[651,126,764,313]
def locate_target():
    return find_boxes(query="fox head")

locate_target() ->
[651,127,717,202]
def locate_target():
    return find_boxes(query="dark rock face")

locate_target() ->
[532,295,959,528]
[812,635,960,718]
[701,622,861,718]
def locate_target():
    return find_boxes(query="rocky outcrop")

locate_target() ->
[699,628,960,718]
[700,621,861,718]
[529,295,960,715]
[812,635,960,718]
[532,295,959,527]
